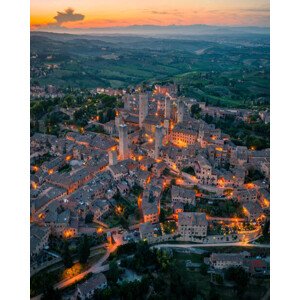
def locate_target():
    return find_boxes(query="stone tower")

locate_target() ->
[177,99,184,123]
[115,115,122,133]
[155,125,163,159]
[108,150,117,166]
[165,97,171,119]
[139,93,149,128]
[119,124,129,160]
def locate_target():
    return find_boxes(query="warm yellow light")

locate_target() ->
[245,182,255,189]
[173,140,188,148]
[115,206,123,215]
[140,165,147,171]
[79,127,85,134]
[65,155,72,161]
[109,146,117,151]
[63,229,74,238]
[48,169,54,175]
[32,166,39,172]
[263,198,270,207]
[176,178,184,185]
[217,177,225,187]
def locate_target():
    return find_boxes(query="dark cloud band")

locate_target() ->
[54,8,84,25]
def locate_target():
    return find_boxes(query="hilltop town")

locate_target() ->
[30,83,270,299]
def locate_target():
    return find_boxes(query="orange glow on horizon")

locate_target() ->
[31,1,270,30]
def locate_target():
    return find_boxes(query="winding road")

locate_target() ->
[31,233,269,300]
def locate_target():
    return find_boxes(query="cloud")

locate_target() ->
[141,9,182,16]
[32,8,85,31]
[150,11,169,15]
[54,8,85,25]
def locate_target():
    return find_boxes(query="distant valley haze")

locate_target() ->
[31,24,270,37]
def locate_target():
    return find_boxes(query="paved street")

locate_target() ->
[152,242,270,249]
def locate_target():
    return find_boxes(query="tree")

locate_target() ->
[199,263,209,275]
[215,273,224,284]
[41,286,62,300]
[225,267,249,296]
[191,104,201,119]
[79,235,90,264]
[62,241,73,268]
[245,168,265,183]
[106,108,115,121]
[159,209,166,222]
[208,287,220,300]
[134,208,141,221]
[85,212,94,224]
[94,287,113,300]
[107,260,121,283]
[181,166,196,176]
[120,216,129,229]
[156,249,171,271]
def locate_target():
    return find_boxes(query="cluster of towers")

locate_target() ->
[109,93,185,164]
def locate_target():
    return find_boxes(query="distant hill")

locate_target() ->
[32,24,270,37]
[30,30,269,108]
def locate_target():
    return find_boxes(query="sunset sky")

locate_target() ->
[31,0,270,31]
